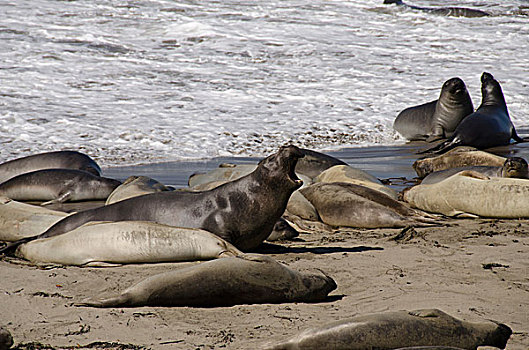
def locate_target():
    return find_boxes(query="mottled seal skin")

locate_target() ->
[0,326,13,350]
[264,308,511,350]
[300,182,438,228]
[15,221,242,266]
[0,197,68,241]
[393,78,474,142]
[384,0,490,17]
[413,147,506,178]
[105,175,174,205]
[404,170,529,218]
[295,148,347,179]
[421,157,528,185]
[77,254,337,307]
[0,150,101,183]
[0,169,121,205]
[422,73,524,154]
[4,145,304,253]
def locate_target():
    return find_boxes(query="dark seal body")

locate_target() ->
[384,0,490,17]
[265,309,511,350]
[0,169,121,204]
[0,150,101,183]
[78,254,337,307]
[6,146,304,252]
[422,73,524,154]
[393,78,474,142]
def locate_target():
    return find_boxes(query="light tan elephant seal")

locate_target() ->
[105,175,174,204]
[77,254,336,307]
[314,164,398,199]
[300,182,438,228]
[404,170,529,218]
[0,197,69,241]
[264,308,511,350]
[413,147,506,178]
[15,221,242,266]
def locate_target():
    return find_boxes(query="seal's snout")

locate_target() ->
[481,72,494,83]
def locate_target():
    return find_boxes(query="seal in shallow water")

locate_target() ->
[384,0,490,17]
[3,145,304,253]
[0,169,121,205]
[77,254,336,307]
[264,308,511,350]
[421,73,525,154]
[0,150,101,183]
[393,78,474,142]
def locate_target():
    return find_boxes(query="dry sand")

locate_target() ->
[1,143,529,349]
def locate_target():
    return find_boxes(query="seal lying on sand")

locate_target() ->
[105,175,174,205]
[0,169,121,205]
[2,145,304,253]
[0,197,69,241]
[421,157,528,184]
[15,221,242,266]
[264,308,511,350]
[404,170,529,218]
[413,147,506,178]
[300,182,439,228]
[383,0,490,17]
[295,148,347,179]
[393,78,474,142]
[77,254,336,307]
[422,73,525,154]
[0,150,101,183]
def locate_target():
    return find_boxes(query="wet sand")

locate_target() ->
[1,143,529,349]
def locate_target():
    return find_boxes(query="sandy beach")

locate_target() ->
[1,143,529,350]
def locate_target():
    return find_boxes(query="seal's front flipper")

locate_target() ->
[409,309,445,318]
[41,191,72,206]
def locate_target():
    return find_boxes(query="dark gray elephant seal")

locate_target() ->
[295,148,347,179]
[2,145,304,253]
[422,73,525,154]
[0,169,121,205]
[393,78,474,142]
[0,150,101,183]
[384,0,490,17]
[77,254,336,307]
[264,308,511,350]
[421,157,528,185]
[0,326,13,350]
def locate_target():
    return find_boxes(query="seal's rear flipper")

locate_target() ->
[417,138,460,155]
[0,237,33,256]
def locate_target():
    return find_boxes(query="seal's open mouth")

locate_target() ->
[289,165,303,187]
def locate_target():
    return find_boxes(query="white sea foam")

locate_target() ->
[0,0,528,166]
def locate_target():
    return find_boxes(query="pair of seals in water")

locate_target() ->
[78,253,336,307]
[384,0,490,17]
[422,73,525,154]
[2,145,304,253]
[264,309,511,350]
[393,78,474,142]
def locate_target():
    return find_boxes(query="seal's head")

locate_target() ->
[480,72,506,107]
[501,157,528,178]
[299,269,337,302]
[443,77,468,97]
[257,145,304,190]
[483,321,512,349]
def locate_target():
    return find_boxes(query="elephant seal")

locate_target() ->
[0,169,121,205]
[295,148,347,179]
[300,182,438,228]
[77,254,336,307]
[0,326,13,350]
[393,78,474,142]
[2,145,304,253]
[15,221,242,266]
[421,157,528,185]
[0,150,101,183]
[314,164,398,199]
[413,147,506,178]
[188,164,257,188]
[422,73,524,154]
[264,308,511,350]
[267,218,299,241]
[0,197,69,241]
[404,170,529,218]
[105,175,174,205]
[383,0,489,17]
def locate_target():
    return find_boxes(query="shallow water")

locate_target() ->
[1,0,528,166]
